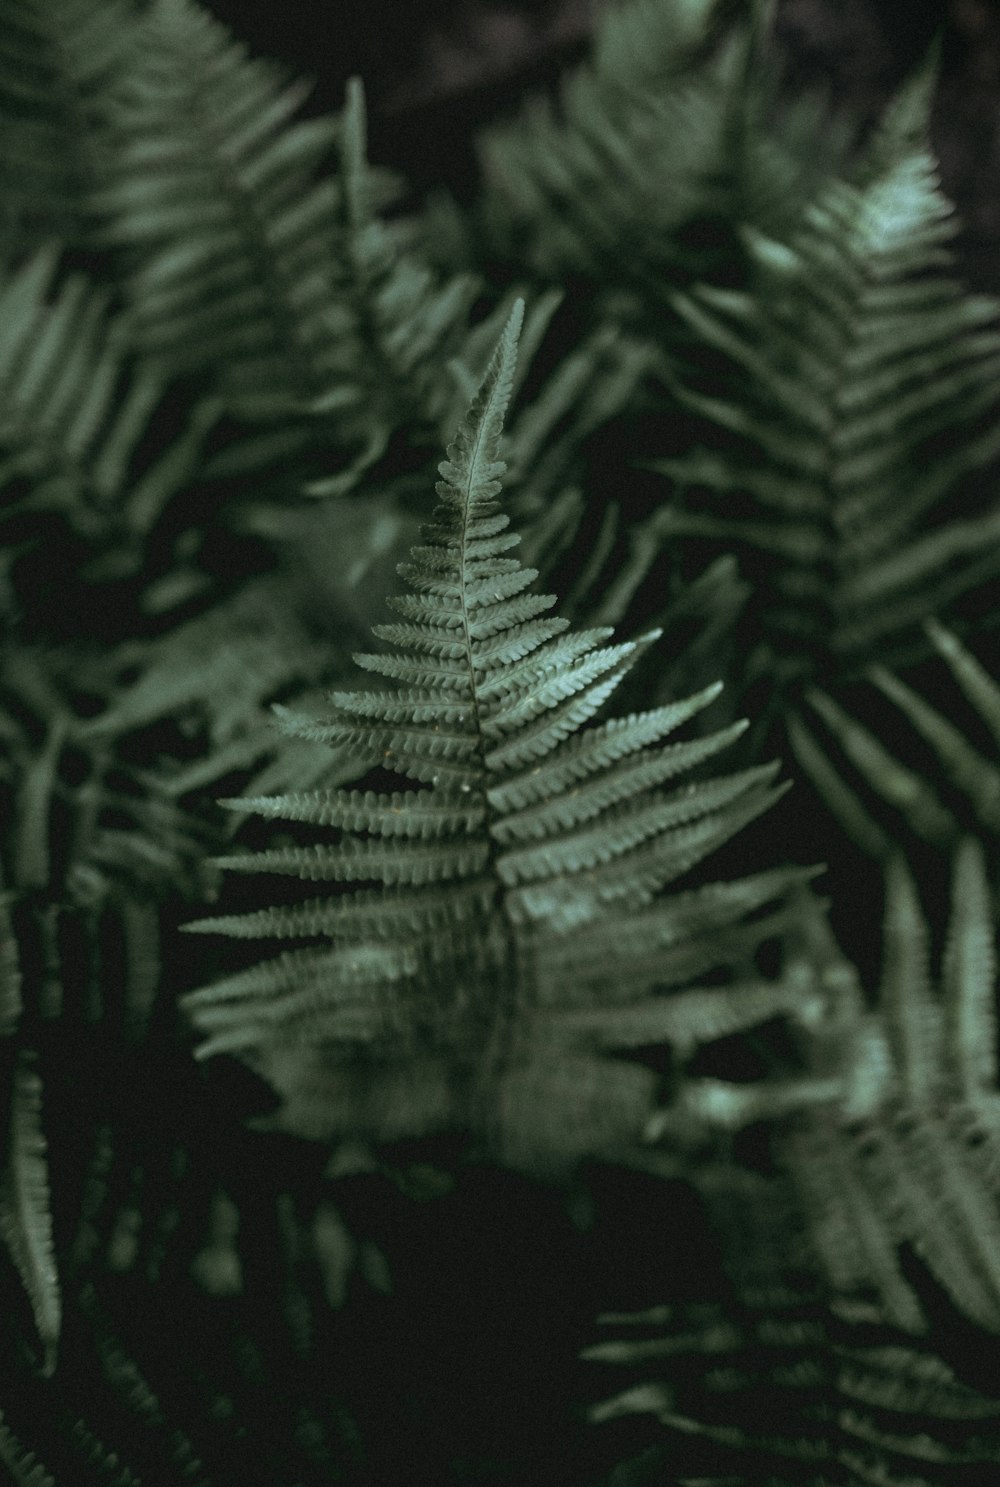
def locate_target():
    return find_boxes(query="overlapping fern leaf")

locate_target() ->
[790,619,1000,861]
[440,0,846,315]
[598,849,1000,1480]
[776,837,1000,1336]
[93,0,344,421]
[298,75,485,496]
[183,301,804,1174]
[0,244,215,592]
[0,0,138,260]
[663,839,1000,1339]
[93,0,481,499]
[648,65,1000,700]
[586,1287,1000,1485]
[0,885,59,1378]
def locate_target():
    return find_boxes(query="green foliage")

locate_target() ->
[0,0,138,259]
[0,244,214,573]
[778,839,1000,1336]
[95,0,346,417]
[184,303,800,1175]
[648,68,1000,699]
[2,0,1000,1481]
[0,1052,59,1376]
[792,620,1000,859]
[587,1291,1000,1484]
[440,0,848,310]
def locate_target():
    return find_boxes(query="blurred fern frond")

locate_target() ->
[448,0,848,309]
[94,0,345,421]
[0,245,215,566]
[586,1287,1000,1485]
[647,65,1000,703]
[790,620,1000,861]
[0,0,139,259]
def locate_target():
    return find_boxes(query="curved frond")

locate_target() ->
[586,1287,1000,1484]
[0,885,22,1039]
[0,1408,56,1486]
[96,4,480,491]
[95,0,343,420]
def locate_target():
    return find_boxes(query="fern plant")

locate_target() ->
[4,1,1000,1483]
[586,1289,1000,1485]
[93,0,488,504]
[647,64,1000,701]
[777,837,1000,1337]
[432,0,848,316]
[0,0,139,261]
[0,243,216,621]
[790,619,1000,862]
[183,300,807,1175]
[654,838,1000,1341]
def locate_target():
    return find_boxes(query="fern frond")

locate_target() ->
[491,718,749,842]
[96,5,480,498]
[791,624,1000,860]
[651,70,1000,688]
[95,0,344,420]
[942,837,997,1100]
[0,1052,59,1375]
[0,0,137,258]
[496,764,780,887]
[0,1408,55,1486]
[467,0,843,304]
[587,1288,1000,1485]
[184,300,798,1172]
[776,840,1000,1334]
[79,576,328,748]
[220,786,486,838]
[0,881,23,1039]
[0,246,214,554]
[926,617,1000,746]
[302,75,484,494]
[552,971,825,1057]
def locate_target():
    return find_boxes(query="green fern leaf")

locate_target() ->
[467,0,843,301]
[184,300,798,1172]
[587,1288,1000,1484]
[651,68,1000,688]
[0,1052,60,1376]
[0,0,137,259]
[95,0,345,419]
[791,624,1000,860]
[942,837,997,1101]
[0,1408,56,1486]
[0,887,21,1039]
[777,841,1000,1333]
[96,6,479,497]
[0,247,214,556]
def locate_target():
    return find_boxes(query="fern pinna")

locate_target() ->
[184,301,802,1174]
